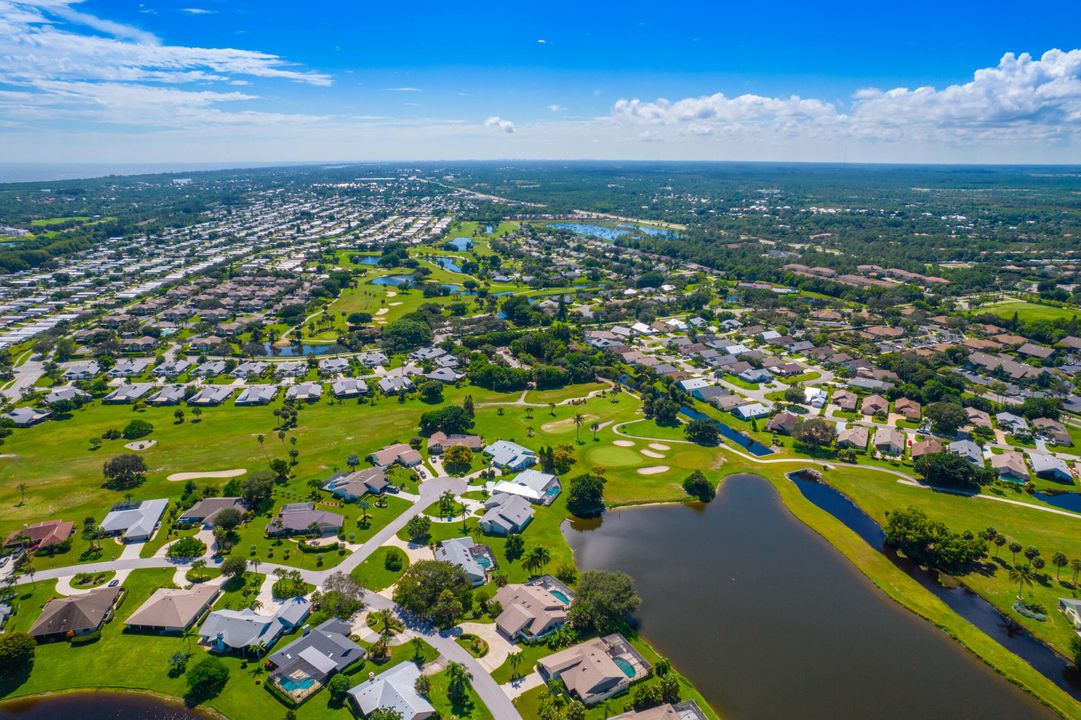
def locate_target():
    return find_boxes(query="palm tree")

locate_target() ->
[1072,558,1081,587]
[446,661,472,703]
[16,483,27,507]
[377,609,396,639]
[1052,552,1068,581]
[1008,565,1034,600]
[523,546,551,576]
[357,499,372,526]
[1008,541,1022,566]
[590,422,599,442]
[347,454,360,471]
[509,650,522,680]
[993,533,1006,558]
[548,402,556,417]
[573,413,584,444]
[257,433,267,459]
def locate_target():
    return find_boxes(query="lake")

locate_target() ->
[370,274,412,287]
[548,221,680,240]
[0,692,210,719]
[432,256,462,272]
[563,474,1054,720]
[447,237,473,251]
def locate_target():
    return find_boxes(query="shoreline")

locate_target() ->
[0,686,228,720]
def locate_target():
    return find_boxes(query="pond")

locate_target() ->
[548,222,681,240]
[0,691,211,719]
[678,405,773,456]
[370,275,412,287]
[563,473,1054,720]
[354,255,381,266]
[787,471,1081,699]
[1034,490,1081,513]
[447,237,472,251]
[432,256,462,272]
[260,342,335,356]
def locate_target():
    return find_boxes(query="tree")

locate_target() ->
[794,417,836,450]
[327,673,351,703]
[432,588,465,627]
[569,570,641,634]
[0,632,34,677]
[166,536,207,560]
[566,473,606,517]
[314,571,366,619]
[925,401,966,434]
[913,452,991,492]
[16,483,26,507]
[1052,552,1069,580]
[1008,564,1035,600]
[523,546,551,575]
[573,413,584,444]
[102,453,147,490]
[239,472,274,509]
[213,507,244,533]
[684,418,720,445]
[121,418,154,440]
[1009,541,1022,566]
[346,453,360,470]
[443,444,473,473]
[418,405,474,436]
[682,470,715,502]
[419,381,444,403]
[381,319,433,353]
[405,515,431,543]
[504,534,525,561]
[392,560,472,620]
[446,661,473,704]
[220,556,248,579]
[369,709,405,720]
[1072,558,1081,586]
[186,656,229,701]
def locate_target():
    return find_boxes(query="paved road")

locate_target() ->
[2,354,44,401]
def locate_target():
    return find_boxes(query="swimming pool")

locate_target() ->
[278,675,315,693]
[613,656,636,678]
[550,589,570,604]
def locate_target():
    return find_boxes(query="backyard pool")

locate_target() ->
[613,656,637,678]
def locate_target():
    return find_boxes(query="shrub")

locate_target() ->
[122,418,154,440]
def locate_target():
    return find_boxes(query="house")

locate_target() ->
[125,584,220,633]
[29,587,122,642]
[99,499,169,542]
[235,385,279,406]
[318,357,351,376]
[368,443,423,469]
[1,407,51,427]
[266,503,344,537]
[102,383,154,404]
[995,412,1030,435]
[493,576,573,642]
[860,394,889,416]
[61,360,100,381]
[835,425,869,450]
[356,351,389,367]
[1029,453,1073,483]
[188,386,234,406]
[377,376,414,394]
[965,407,993,430]
[192,360,226,377]
[199,598,311,654]
[693,385,729,403]
[231,361,268,378]
[275,361,308,377]
[803,386,827,408]
[152,359,193,378]
[894,397,921,421]
[611,702,710,720]
[479,493,535,535]
[737,368,773,384]
[991,452,1029,483]
[147,385,187,406]
[285,382,323,402]
[178,497,245,527]
[323,468,389,501]
[331,378,368,398]
[1059,598,1081,633]
[873,427,905,456]
[43,387,91,406]
[832,390,858,412]
[490,469,562,505]
[733,403,770,420]
[484,440,538,470]
[910,438,944,460]
[425,367,463,383]
[107,358,152,378]
[677,378,713,394]
[4,520,74,551]
[766,412,800,435]
[948,440,984,466]
[435,537,496,586]
[267,617,364,701]
[347,662,434,720]
[1033,418,1072,446]
[537,634,651,705]
[427,431,484,455]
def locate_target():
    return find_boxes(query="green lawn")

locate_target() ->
[976,300,1080,324]
[349,546,409,591]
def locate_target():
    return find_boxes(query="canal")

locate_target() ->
[563,473,1054,720]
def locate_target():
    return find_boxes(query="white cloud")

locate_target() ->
[612,50,1081,146]
[547,104,566,112]
[389,87,421,92]
[0,0,331,130]
[181,8,217,14]
[537,39,546,44]
[484,115,515,133]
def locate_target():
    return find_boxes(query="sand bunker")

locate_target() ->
[637,466,669,475]
[124,440,157,451]
[640,449,664,459]
[613,440,635,447]
[541,414,599,433]
[389,302,403,307]
[385,290,398,297]
[375,308,389,316]
[167,469,247,482]
[649,443,670,451]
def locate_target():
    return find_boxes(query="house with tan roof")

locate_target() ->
[493,576,573,642]
[991,452,1029,483]
[29,586,121,642]
[537,633,651,705]
[860,394,889,416]
[125,584,220,633]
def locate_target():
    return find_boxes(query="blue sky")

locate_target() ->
[2,0,1081,163]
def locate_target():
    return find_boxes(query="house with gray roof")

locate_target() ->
[268,618,363,702]
[1060,598,1081,632]
[436,537,496,586]
[199,597,311,654]
[285,382,323,402]
[377,376,413,394]
[347,661,434,720]
[323,468,388,501]
[1,407,51,427]
[43,386,91,406]
[192,360,226,377]
[331,378,368,398]
[483,440,537,471]
[318,357,351,376]
[1029,453,1073,483]
[107,358,152,378]
[99,498,169,542]
[368,443,422,469]
[61,360,100,381]
[235,385,279,405]
[147,385,188,406]
[103,383,155,404]
[479,493,534,535]
[948,439,984,466]
[179,497,245,527]
[188,385,235,406]
[266,503,343,537]
[490,469,561,505]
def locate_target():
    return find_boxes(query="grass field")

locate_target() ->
[976,300,1080,323]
